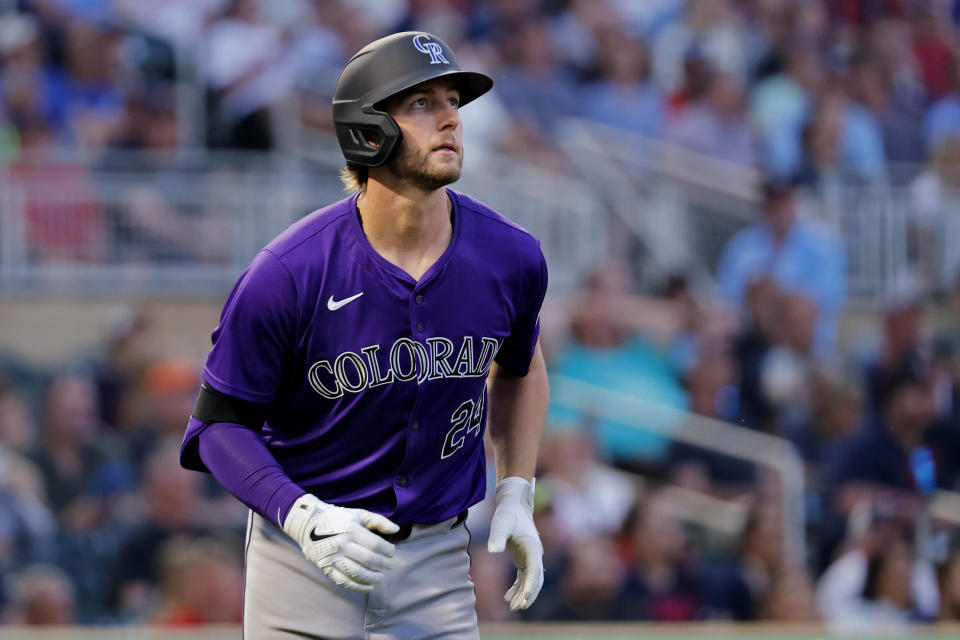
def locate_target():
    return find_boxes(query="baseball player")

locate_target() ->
[179,32,548,639]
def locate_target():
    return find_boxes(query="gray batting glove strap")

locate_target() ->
[487,476,545,611]
[282,494,400,593]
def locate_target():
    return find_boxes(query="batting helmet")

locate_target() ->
[332,32,493,167]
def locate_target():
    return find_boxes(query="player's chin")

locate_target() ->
[427,162,462,185]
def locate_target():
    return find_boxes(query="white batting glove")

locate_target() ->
[487,476,544,611]
[282,494,400,593]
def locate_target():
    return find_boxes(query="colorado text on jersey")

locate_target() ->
[307,336,501,399]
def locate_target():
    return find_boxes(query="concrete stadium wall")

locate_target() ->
[0,296,225,367]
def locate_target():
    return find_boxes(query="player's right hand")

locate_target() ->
[282,493,400,593]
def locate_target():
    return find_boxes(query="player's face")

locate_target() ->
[385,79,463,191]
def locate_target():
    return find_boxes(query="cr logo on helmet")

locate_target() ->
[413,35,449,65]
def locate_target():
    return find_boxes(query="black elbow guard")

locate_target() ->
[192,381,269,429]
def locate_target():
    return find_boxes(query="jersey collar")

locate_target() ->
[347,188,463,289]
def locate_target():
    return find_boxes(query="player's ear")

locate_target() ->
[363,131,381,149]
[345,126,382,151]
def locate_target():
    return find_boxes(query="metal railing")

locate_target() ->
[558,118,956,300]
[557,119,761,290]
[0,159,323,294]
[549,374,807,567]
[0,148,607,295]
[1,131,954,301]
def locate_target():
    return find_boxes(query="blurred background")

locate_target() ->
[2,0,960,635]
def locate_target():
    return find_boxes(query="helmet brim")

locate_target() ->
[372,70,494,110]
[446,70,494,107]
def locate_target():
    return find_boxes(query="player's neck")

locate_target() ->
[356,181,453,280]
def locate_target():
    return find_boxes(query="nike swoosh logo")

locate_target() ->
[327,292,363,311]
[310,529,337,542]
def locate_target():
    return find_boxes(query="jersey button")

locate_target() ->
[416,321,425,332]
[411,420,420,430]
[397,476,409,487]
[415,294,424,305]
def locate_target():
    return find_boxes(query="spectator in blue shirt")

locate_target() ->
[716,179,846,359]
[495,17,582,138]
[669,69,756,166]
[751,45,820,178]
[841,97,888,183]
[583,30,663,138]
[853,57,925,177]
[925,55,960,151]
[795,86,888,186]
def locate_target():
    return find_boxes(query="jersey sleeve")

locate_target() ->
[203,249,299,403]
[494,242,548,376]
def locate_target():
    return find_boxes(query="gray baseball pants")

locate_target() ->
[242,510,479,639]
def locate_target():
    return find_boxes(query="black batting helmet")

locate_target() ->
[332,32,493,167]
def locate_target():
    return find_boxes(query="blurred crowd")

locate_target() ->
[519,232,960,628]
[3,0,960,631]
[0,309,246,624]
[4,0,960,277]
[4,0,960,173]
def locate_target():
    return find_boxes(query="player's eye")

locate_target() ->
[448,96,460,108]
[412,97,427,108]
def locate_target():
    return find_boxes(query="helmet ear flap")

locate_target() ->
[332,108,402,167]
[346,127,379,150]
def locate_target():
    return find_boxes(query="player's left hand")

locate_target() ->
[487,476,544,611]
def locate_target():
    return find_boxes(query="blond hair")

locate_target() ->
[339,164,368,193]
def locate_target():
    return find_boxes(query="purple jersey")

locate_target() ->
[181,189,547,524]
